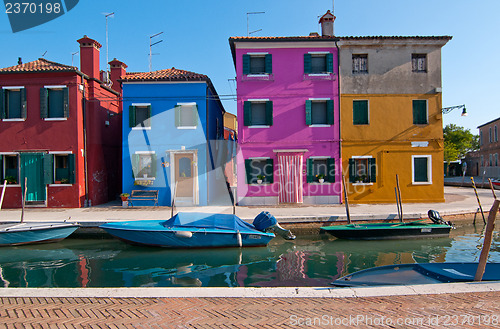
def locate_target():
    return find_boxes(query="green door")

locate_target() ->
[20,153,49,203]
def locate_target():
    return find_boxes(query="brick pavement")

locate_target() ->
[1,291,499,328]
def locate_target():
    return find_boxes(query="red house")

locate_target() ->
[0,35,126,208]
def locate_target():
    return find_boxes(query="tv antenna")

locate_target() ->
[104,12,114,74]
[71,51,79,67]
[149,32,163,72]
[247,12,265,36]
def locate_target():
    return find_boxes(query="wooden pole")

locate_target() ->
[20,177,27,223]
[171,181,178,218]
[471,177,486,224]
[488,178,497,200]
[342,174,351,224]
[474,199,500,281]
[396,174,403,222]
[395,187,401,222]
[0,180,7,211]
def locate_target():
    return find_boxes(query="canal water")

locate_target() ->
[0,221,498,288]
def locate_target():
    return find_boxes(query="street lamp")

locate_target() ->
[442,104,467,116]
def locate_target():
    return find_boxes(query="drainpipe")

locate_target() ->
[335,39,343,204]
[82,79,89,207]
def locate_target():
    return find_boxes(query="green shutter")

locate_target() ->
[43,153,54,185]
[327,100,334,125]
[147,105,152,127]
[369,158,377,183]
[21,88,27,119]
[174,105,181,127]
[414,157,428,182]
[413,100,427,125]
[348,158,355,182]
[191,105,198,126]
[243,101,252,126]
[265,101,273,126]
[131,154,140,179]
[40,88,48,119]
[63,87,69,118]
[151,154,157,178]
[266,158,274,183]
[327,158,336,183]
[305,100,312,126]
[68,154,75,184]
[0,89,4,120]
[326,53,334,73]
[353,100,368,125]
[129,105,136,128]
[304,54,312,74]
[245,159,253,184]
[265,54,272,74]
[242,54,250,75]
[306,158,314,183]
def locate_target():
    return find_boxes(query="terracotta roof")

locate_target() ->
[229,35,452,42]
[121,67,208,82]
[0,58,78,74]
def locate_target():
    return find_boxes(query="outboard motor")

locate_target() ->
[253,211,296,240]
[428,210,454,227]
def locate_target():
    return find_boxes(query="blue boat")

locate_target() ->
[0,221,79,247]
[100,211,291,248]
[332,262,500,287]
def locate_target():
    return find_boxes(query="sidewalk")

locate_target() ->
[0,186,496,227]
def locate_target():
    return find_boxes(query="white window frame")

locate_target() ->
[0,152,21,187]
[247,99,271,128]
[353,99,370,125]
[351,155,374,186]
[2,86,26,121]
[131,103,152,130]
[246,52,269,77]
[412,155,432,185]
[308,98,332,127]
[49,151,74,187]
[176,102,198,130]
[247,157,272,186]
[134,151,156,180]
[307,52,331,76]
[413,99,428,125]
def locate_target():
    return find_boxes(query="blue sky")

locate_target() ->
[0,0,497,133]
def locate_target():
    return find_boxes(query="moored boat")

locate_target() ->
[100,211,294,248]
[0,221,79,246]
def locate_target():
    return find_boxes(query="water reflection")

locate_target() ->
[0,223,498,288]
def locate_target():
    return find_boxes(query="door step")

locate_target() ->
[25,201,46,207]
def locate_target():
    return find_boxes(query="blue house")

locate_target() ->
[121,68,227,206]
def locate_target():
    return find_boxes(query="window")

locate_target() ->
[480,132,483,146]
[307,158,335,183]
[0,87,26,120]
[304,53,334,74]
[244,158,273,184]
[348,157,376,183]
[490,154,493,166]
[495,153,498,166]
[129,104,151,128]
[413,100,428,125]
[175,103,198,128]
[352,54,368,74]
[132,153,157,179]
[495,126,498,142]
[489,127,493,143]
[40,86,69,119]
[412,155,432,184]
[243,100,273,126]
[305,100,334,125]
[353,100,369,125]
[0,154,19,184]
[481,155,484,167]
[53,154,75,184]
[412,54,427,72]
[243,54,272,75]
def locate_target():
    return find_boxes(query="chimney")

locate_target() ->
[108,58,127,94]
[319,10,336,37]
[77,35,102,80]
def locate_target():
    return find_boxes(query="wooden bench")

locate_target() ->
[127,190,159,207]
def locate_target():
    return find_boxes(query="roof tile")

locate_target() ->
[122,67,208,82]
[0,58,78,73]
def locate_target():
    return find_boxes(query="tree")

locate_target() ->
[443,124,479,175]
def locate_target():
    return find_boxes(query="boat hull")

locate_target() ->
[0,222,79,246]
[101,219,275,248]
[332,262,500,287]
[320,222,452,240]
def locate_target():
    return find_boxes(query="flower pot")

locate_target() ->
[120,196,128,202]
[319,178,325,183]
[257,179,263,184]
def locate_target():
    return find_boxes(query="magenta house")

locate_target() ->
[229,11,341,205]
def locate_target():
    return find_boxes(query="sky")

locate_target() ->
[0,0,498,133]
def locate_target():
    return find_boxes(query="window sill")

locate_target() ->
[44,118,67,121]
[248,125,271,129]
[49,184,72,187]
[309,124,332,128]
[249,183,271,186]
[414,123,429,126]
[1,184,20,187]
[303,73,335,80]
[351,182,373,186]
[412,182,432,185]
[308,182,332,185]
[134,177,156,181]
[242,74,273,81]
[2,118,25,122]
[132,127,152,130]
[176,126,197,130]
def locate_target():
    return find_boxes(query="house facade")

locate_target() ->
[339,36,451,203]
[121,68,226,206]
[229,11,341,205]
[471,117,500,178]
[0,36,124,208]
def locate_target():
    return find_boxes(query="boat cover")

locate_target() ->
[162,212,262,233]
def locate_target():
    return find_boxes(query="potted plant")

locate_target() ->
[5,176,17,184]
[120,193,130,201]
[316,174,325,183]
[256,175,265,184]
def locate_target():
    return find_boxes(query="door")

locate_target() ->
[174,153,195,204]
[20,153,47,205]
[278,154,304,204]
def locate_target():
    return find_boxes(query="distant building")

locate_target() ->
[339,36,451,203]
[468,117,500,178]
[0,35,124,208]
[120,68,227,206]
